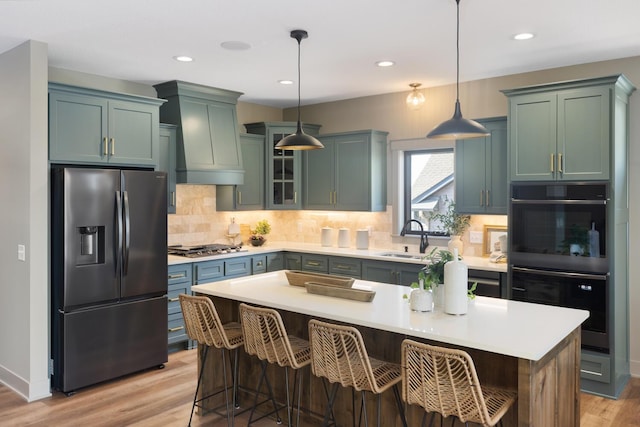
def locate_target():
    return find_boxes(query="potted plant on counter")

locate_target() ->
[406,248,455,310]
[429,197,471,254]
[250,219,271,246]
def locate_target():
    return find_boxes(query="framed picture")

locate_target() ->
[483,225,508,256]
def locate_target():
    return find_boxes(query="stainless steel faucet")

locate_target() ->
[400,219,429,254]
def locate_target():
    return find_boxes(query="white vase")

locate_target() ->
[444,248,469,315]
[448,235,464,255]
[410,288,433,312]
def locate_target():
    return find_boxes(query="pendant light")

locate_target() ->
[427,0,489,140]
[276,29,324,150]
[406,83,426,110]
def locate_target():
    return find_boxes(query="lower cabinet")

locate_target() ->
[362,260,423,286]
[301,254,329,273]
[467,269,505,298]
[167,264,193,350]
[266,253,284,272]
[329,257,362,278]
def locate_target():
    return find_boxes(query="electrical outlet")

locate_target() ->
[17,244,25,261]
[469,231,483,244]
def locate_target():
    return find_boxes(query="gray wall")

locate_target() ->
[0,40,50,400]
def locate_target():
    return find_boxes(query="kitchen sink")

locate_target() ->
[377,253,425,260]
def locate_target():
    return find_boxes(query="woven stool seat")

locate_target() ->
[239,303,311,427]
[401,339,517,427]
[179,294,244,427]
[308,319,407,427]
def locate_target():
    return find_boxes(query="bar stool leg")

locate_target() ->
[392,384,408,427]
[322,381,340,427]
[189,345,210,427]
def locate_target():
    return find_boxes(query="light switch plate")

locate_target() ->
[469,231,483,244]
[17,244,26,261]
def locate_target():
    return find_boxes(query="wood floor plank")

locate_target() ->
[0,349,638,426]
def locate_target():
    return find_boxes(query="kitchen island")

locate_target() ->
[193,271,587,426]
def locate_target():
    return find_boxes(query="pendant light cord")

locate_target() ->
[296,37,302,124]
[456,0,460,103]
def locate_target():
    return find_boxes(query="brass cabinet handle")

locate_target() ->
[486,189,490,207]
[294,191,297,204]
[103,137,108,156]
[170,191,176,207]
[334,191,337,205]
[168,297,179,302]
[110,138,115,155]
[237,190,242,205]
[168,326,184,332]
[558,153,563,173]
[168,273,186,279]
[550,153,555,172]
[335,264,350,270]
[329,192,333,204]
[307,261,321,266]
[480,190,484,207]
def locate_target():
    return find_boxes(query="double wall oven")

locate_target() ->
[509,182,609,352]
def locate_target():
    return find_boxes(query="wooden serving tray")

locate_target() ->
[285,270,355,288]
[304,282,376,302]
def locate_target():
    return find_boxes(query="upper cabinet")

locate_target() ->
[503,75,634,182]
[303,130,388,212]
[216,133,265,211]
[455,117,507,214]
[49,83,163,167]
[244,122,321,210]
[154,81,244,185]
[159,123,177,214]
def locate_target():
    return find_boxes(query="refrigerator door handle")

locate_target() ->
[123,191,131,275]
[115,191,123,276]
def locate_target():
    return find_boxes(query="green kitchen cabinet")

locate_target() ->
[284,252,302,270]
[266,252,284,272]
[362,260,422,287]
[502,76,633,182]
[301,254,329,273]
[167,264,193,349]
[244,122,321,210]
[303,130,388,211]
[159,124,177,214]
[329,257,362,279]
[455,117,507,214]
[49,83,163,167]
[217,133,265,211]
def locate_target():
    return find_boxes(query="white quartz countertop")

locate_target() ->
[192,270,587,361]
[169,242,507,273]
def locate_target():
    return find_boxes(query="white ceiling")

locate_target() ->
[2,0,640,108]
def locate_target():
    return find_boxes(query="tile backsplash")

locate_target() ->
[168,185,507,256]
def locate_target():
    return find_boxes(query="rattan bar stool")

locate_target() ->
[308,319,408,427]
[179,294,244,427]
[239,303,312,427]
[401,339,517,427]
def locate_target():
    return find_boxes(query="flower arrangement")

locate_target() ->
[250,219,271,246]
[429,197,471,236]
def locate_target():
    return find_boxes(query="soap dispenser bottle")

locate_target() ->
[444,248,469,315]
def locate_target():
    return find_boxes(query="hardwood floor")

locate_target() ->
[0,348,639,426]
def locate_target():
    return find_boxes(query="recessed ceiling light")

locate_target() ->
[279,80,294,85]
[221,41,251,51]
[376,60,395,67]
[513,33,535,41]
[173,55,193,62]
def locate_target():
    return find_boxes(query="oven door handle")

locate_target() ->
[512,266,608,281]
[511,198,607,205]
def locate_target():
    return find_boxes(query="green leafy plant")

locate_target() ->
[429,197,471,236]
[250,219,271,243]
[468,282,478,300]
[404,248,456,300]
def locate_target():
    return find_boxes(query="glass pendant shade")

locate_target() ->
[275,29,324,150]
[406,83,425,110]
[427,0,489,140]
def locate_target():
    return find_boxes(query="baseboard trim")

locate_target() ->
[0,364,51,402]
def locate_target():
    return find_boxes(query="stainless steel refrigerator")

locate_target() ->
[51,167,168,393]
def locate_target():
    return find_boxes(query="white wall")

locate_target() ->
[0,40,50,400]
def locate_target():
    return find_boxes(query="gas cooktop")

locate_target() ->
[168,243,246,258]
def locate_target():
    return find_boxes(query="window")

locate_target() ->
[403,148,454,235]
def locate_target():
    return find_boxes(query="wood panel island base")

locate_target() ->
[192,271,588,427]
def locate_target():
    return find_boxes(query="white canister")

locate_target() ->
[338,228,350,248]
[321,227,333,247]
[356,229,369,249]
[444,248,469,315]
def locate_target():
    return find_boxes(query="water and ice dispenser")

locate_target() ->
[77,226,104,265]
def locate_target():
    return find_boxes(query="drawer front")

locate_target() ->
[329,257,362,278]
[168,264,192,286]
[194,260,225,284]
[167,283,190,316]
[581,352,611,384]
[225,256,251,278]
[252,256,267,274]
[301,254,329,273]
[285,253,302,270]
[168,313,188,345]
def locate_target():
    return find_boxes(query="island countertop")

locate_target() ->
[192,270,587,361]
